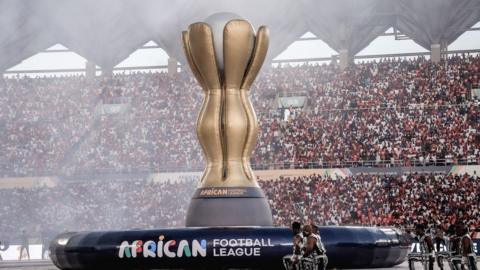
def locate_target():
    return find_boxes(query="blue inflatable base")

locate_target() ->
[50,226,411,269]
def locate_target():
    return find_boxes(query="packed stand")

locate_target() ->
[0,175,197,243]
[0,76,99,175]
[259,172,480,231]
[253,56,480,169]
[1,56,480,176]
[0,172,479,244]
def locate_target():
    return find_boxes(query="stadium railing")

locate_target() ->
[1,158,478,177]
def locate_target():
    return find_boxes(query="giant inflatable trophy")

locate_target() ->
[182,13,272,227]
[49,13,412,270]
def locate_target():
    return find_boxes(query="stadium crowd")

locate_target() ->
[0,172,478,243]
[0,56,479,176]
[0,76,98,175]
[0,175,197,243]
[260,172,480,230]
[253,56,480,168]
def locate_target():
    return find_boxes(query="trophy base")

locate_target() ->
[185,187,273,227]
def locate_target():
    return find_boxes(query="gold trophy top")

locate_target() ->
[182,13,269,188]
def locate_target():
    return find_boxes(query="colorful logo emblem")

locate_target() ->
[119,235,207,258]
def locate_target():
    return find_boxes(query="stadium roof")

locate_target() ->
[0,0,479,72]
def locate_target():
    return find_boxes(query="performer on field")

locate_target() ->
[408,224,434,270]
[302,224,327,270]
[434,227,447,270]
[292,222,304,259]
[18,230,30,261]
[311,224,326,255]
[456,223,478,270]
[41,230,51,259]
[285,222,305,270]
[300,235,327,270]
[0,240,9,261]
[286,222,328,270]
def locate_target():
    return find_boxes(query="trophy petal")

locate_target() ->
[182,31,207,90]
[187,23,225,186]
[241,26,270,90]
[223,19,255,89]
[188,22,222,90]
[222,19,254,185]
[183,30,210,170]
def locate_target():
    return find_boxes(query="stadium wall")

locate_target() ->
[0,176,58,189]
[0,165,479,188]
